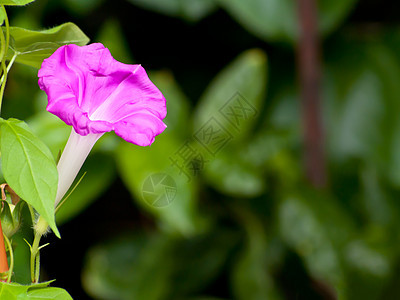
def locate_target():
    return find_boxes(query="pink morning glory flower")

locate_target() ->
[38,43,167,207]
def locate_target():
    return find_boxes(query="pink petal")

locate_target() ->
[38,43,167,146]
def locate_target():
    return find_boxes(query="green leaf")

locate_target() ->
[7,22,89,68]
[193,49,267,144]
[25,287,73,299]
[218,0,358,42]
[0,282,28,299]
[0,0,35,5]
[0,118,59,237]
[126,0,217,22]
[0,281,59,300]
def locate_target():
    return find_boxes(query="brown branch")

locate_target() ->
[297,0,327,187]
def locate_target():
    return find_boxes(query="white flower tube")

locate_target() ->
[55,129,103,208]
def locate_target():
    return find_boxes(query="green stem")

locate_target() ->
[0,21,5,62]
[2,6,9,59]
[30,231,42,283]
[0,59,7,113]
[0,5,9,116]
[0,53,16,84]
[3,234,13,283]
[34,248,40,282]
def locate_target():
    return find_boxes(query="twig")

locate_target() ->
[297,0,327,187]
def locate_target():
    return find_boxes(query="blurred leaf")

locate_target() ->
[0,118,59,237]
[64,0,104,15]
[126,0,217,22]
[116,133,206,236]
[318,0,358,36]
[56,153,116,225]
[83,229,239,300]
[218,0,357,42]
[195,48,270,197]
[169,228,239,297]
[150,70,191,139]
[328,70,383,158]
[278,189,356,289]
[28,111,70,159]
[193,49,267,144]
[96,18,133,64]
[203,149,265,197]
[232,210,282,300]
[0,0,34,5]
[357,167,399,227]
[82,234,174,300]
[325,39,400,187]
[342,229,395,299]
[7,22,89,68]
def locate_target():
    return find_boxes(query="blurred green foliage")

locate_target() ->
[4,0,400,299]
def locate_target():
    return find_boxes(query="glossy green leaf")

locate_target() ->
[0,0,35,5]
[116,133,206,236]
[218,0,357,42]
[7,22,89,68]
[0,118,59,237]
[126,0,217,22]
[193,49,267,144]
